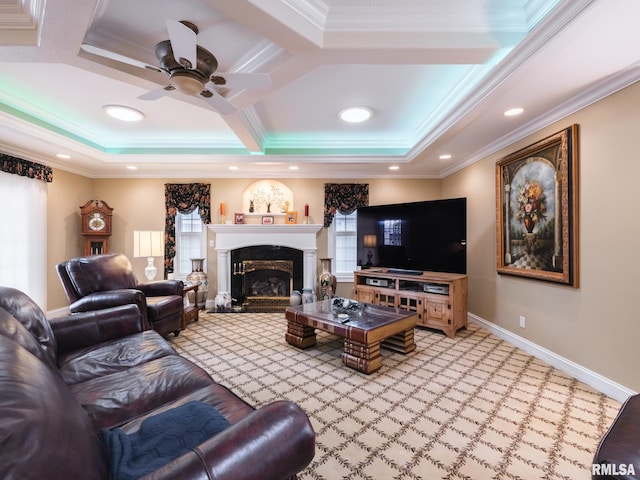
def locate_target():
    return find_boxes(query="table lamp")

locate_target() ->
[363,234,377,266]
[133,230,164,281]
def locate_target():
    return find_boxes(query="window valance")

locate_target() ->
[323,183,369,227]
[1,154,53,182]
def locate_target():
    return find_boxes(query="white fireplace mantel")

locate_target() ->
[208,223,323,297]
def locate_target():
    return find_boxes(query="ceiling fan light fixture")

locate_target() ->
[103,105,144,122]
[339,106,372,123]
[171,71,204,96]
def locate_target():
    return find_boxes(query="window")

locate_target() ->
[0,171,47,308]
[174,208,205,278]
[331,210,357,282]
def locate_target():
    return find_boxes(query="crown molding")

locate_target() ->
[407,0,596,169]
[0,0,45,45]
[441,61,640,178]
[280,0,328,31]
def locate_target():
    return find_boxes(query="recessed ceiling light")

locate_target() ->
[439,154,452,160]
[504,107,524,117]
[339,106,372,123]
[126,165,138,170]
[56,153,71,159]
[103,105,145,122]
[289,166,299,170]
[229,166,239,170]
[389,165,400,171]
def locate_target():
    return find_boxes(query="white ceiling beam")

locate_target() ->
[203,0,321,52]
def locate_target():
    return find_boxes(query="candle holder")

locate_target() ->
[303,216,309,224]
[220,214,226,224]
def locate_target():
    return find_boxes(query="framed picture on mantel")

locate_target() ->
[496,124,579,287]
[286,211,297,224]
[262,215,274,225]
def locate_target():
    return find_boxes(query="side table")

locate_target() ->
[182,283,199,329]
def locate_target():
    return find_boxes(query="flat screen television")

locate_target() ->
[357,198,466,274]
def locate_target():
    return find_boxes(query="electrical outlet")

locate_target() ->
[519,316,525,328]
[209,239,215,247]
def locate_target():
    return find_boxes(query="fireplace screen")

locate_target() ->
[241,260,293,310]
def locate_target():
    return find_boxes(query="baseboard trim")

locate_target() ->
[468,313,636,403]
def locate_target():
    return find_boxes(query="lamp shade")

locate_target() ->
[133,231,164,258]
[363,234,377,248]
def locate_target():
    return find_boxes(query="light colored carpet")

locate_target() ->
[170,312,620,480]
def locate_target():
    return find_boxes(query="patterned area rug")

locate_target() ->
[170,312,620,480]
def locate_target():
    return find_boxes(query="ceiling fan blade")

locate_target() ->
[80,44,162,73]
[201,90,237,115]
[214,72,272,90]
[166,20,197,69]
[137,87,171,101]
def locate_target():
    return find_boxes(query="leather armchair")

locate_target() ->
[57,253,184,337]
[0,286,316,479]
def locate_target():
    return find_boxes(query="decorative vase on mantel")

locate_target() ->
[318,258,337,300]
[186,258,208,308]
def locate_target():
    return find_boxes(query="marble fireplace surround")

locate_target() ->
[208,224,323,302]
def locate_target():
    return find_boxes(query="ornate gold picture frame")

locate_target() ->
[496,125,579,286]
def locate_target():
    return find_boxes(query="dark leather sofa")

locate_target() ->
[57,253,184,337]
[592,394,640,479]
[0,286,315,479]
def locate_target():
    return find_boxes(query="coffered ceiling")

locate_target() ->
[0,0,638,178]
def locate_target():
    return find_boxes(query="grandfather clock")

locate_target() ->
[80,200,113,255]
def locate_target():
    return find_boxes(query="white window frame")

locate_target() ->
[329,210,358,283]
[173,208,206,280]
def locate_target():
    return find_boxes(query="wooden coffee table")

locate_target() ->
[285,299,417,374]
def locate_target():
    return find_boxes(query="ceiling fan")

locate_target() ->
[81,20,271,114]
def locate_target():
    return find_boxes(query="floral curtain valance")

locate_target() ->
[164,183,211,277]
[323,183,369,227]
[1,154,53,182]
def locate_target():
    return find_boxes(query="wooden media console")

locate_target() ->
[353,269,468,338]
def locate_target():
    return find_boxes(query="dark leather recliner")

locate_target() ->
[57,253,184,337]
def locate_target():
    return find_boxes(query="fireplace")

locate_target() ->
[208,223,323,311]
[231,246,303,312]
[243,260,292,297]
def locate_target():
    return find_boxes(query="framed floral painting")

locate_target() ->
[496,125,579,286]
